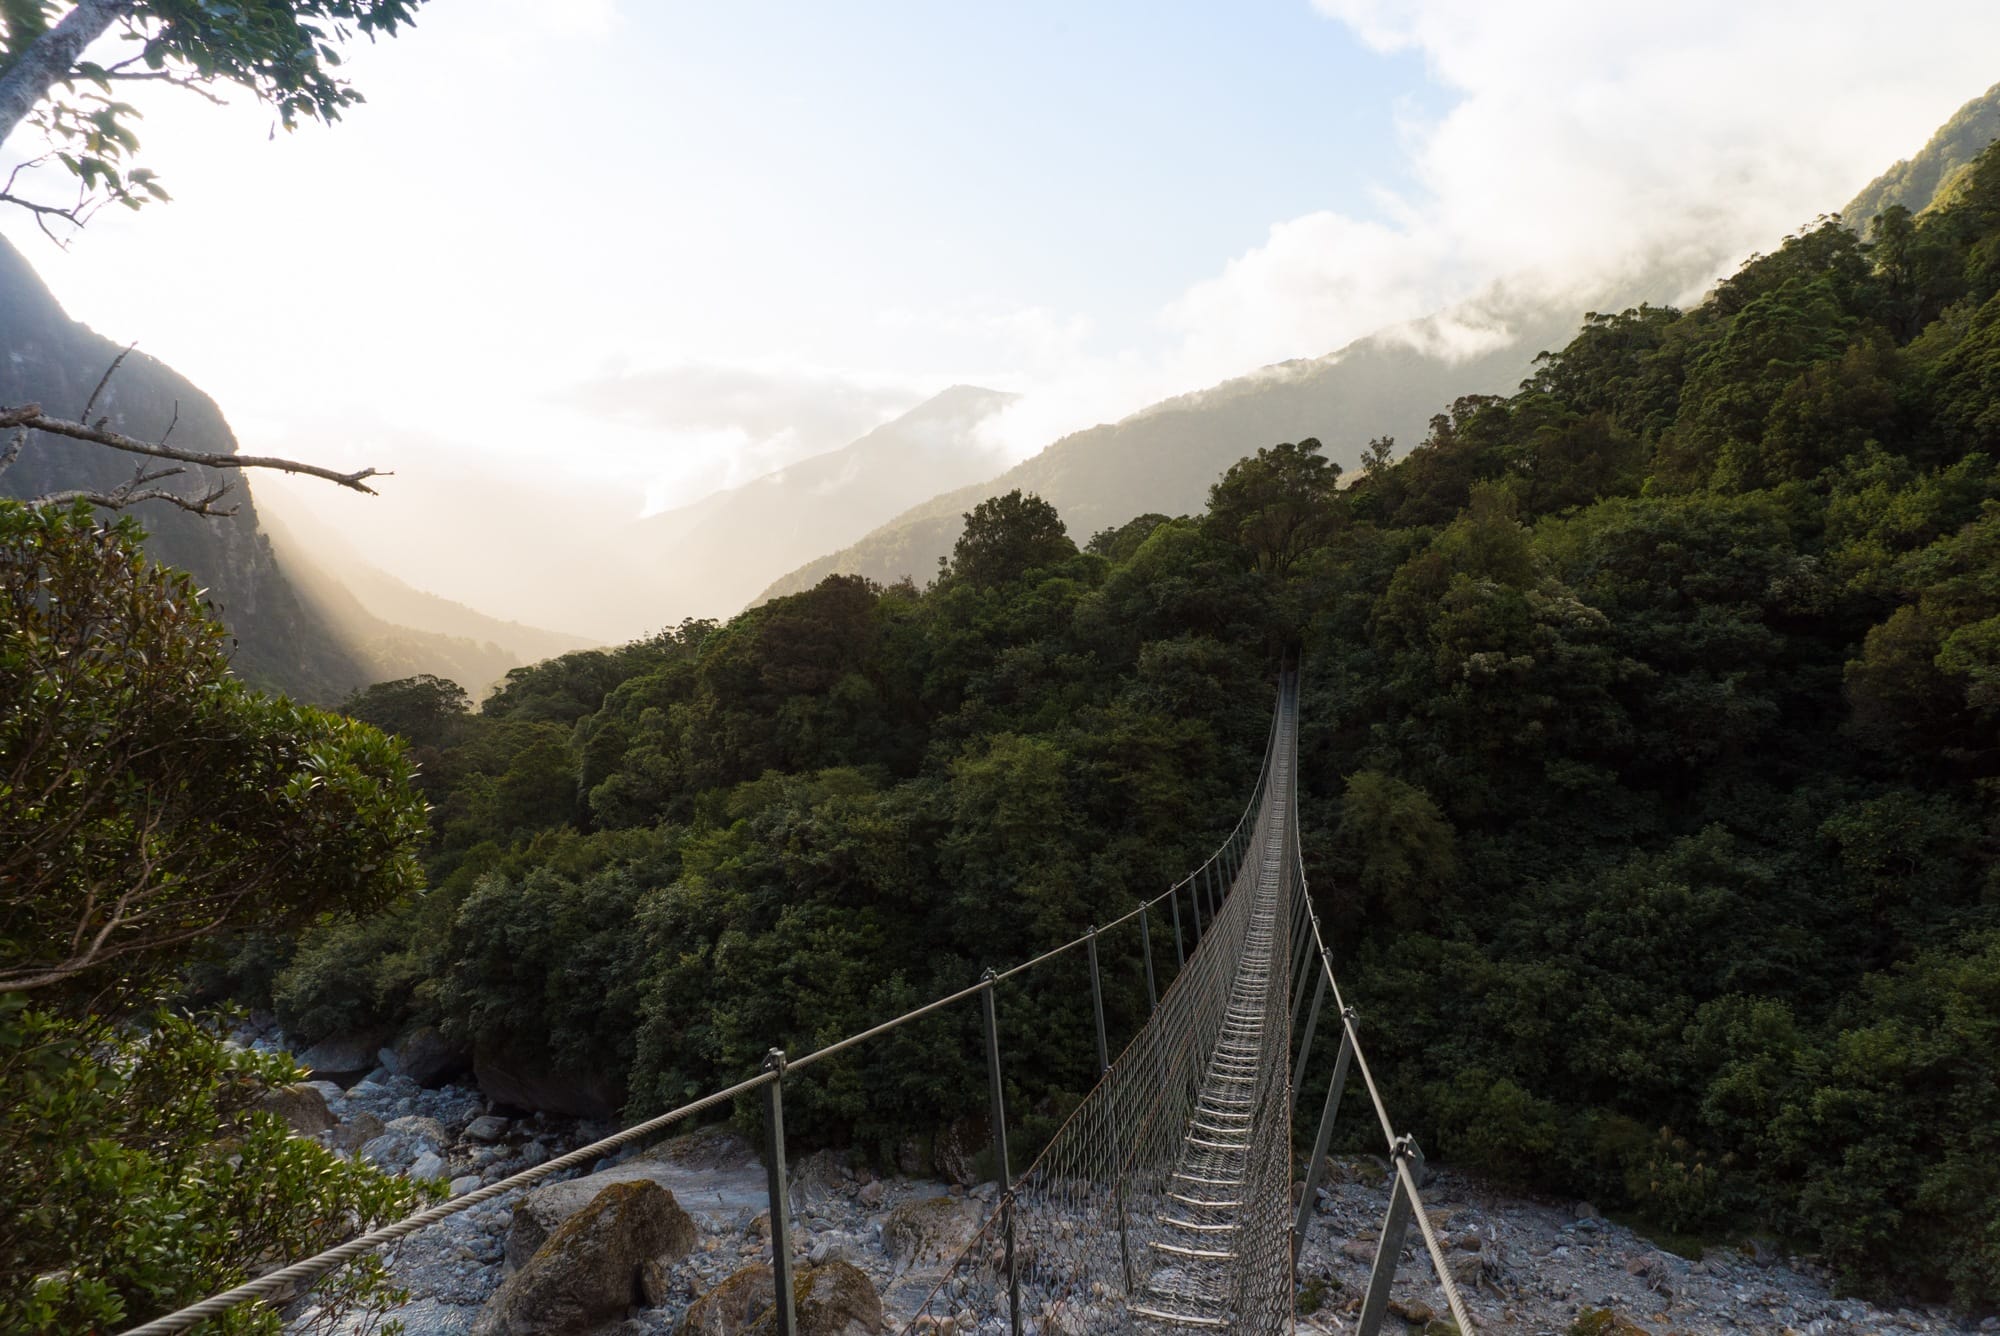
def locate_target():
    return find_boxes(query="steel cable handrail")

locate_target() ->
[1286,695,1478,1334]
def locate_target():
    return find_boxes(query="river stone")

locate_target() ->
[472,1180,697,1336]
[508,1170,697,1271]
[882,1196,981,1268]
[359,1115,447,1172]
[408,1150,448,1181]
[678,1260,881,1336]
[789,1148,856,1211]
[253,1082,336,1137]
[294,1031,389,1081]
[678,1262,774,1334]
[464,1114,510,1143]
[757,1261,882,1336]
[332,1110,387,1155]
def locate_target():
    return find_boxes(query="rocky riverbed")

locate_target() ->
[236,1022,1994,1336]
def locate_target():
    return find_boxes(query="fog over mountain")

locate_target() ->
[632,384,1015,620]
[757,280,1663,601]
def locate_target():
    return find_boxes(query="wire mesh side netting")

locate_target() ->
[905,690,1299,1336]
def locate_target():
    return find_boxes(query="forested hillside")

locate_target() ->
[755,293,1587,602]
[1845,80,2000,223]
[254,137,2000,1312]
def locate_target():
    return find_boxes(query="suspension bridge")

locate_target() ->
[127,674,1477,1336]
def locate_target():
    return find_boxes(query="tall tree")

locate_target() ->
[949,489,1075,588]
[1205,436,1340,574]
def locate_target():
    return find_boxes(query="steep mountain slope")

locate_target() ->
[758,292,1585,600]
[0,233,366,700]
[1844,80,2000,223]
[633,385,1013,618]
[261,502,596,702]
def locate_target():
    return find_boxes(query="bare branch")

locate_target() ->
[96,69,230,106]
[81,342,137,422]
[33,466,240,517]
[0,402,385,495]
[0,426,23,481]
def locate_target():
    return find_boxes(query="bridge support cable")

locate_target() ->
[1282,689,1479,1335]
[906,679,1302,1334]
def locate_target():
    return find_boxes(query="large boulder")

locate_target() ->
[252,1083,335,1137]
[474,1041,623,1120]
[678,1263,775,1334]
[293,1031,389,1082]
[761,1261,882,1336]
[506,1170,697,1272]
[679,1261,882,1336]
[931,1116,988,1186]
[882,1196,982,1269]
[789,1147,860,1213]
[392,1024,473,1087]
[473,1180,697,1336]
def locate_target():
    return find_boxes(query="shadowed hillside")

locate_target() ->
[0,234,365,700]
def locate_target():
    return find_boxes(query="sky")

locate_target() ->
[5,1,2000,635]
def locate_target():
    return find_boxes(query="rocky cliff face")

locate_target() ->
[0,233,367,700]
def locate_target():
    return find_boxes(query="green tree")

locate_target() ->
[0,503,427,995]
[1204,436,1340,574]
[948,490,1076,588]
[1334,770,1457,929]
[0,996,434,1332]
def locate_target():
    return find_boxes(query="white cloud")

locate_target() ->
[1155,1,2000,380]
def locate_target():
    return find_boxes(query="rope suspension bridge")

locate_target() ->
[128,674,1477,1336]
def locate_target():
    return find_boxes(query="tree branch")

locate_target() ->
[96,69,229,106]
[32,462,240,516]
[0,0,136,150]
[81,343,137,422]
[0,402,385,496]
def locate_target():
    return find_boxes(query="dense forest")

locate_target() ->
[222,143,2000,1309]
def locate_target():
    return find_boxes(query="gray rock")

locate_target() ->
[789,1148,856,1212]
[295,1031,390,1081]
[362,1115,449,1173]
[377,1045,404,1076]
[464,1114,510,1143]
[395,1025,475,1088]
[252,1082,336,1137]
[450,1174,483,1196]
[882,1196,981,1268]
[930,1116,988,1187]
[410,1150,449,1181]
[333,1110,387,1155]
